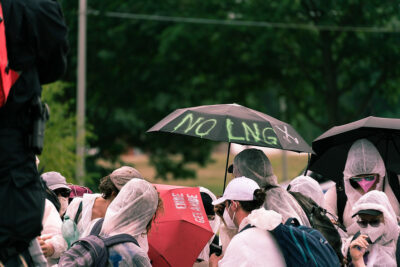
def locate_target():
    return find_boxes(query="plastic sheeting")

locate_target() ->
[289,175,325,207]
[349,190,400,267]
[233,148,310,226]
[100,178,158,240]
[109,166,143,190]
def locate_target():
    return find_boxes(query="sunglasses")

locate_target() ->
[54,189,71,198]
[356,219,381,228]
[350,175,377,182]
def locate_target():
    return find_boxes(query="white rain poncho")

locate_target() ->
[348,190,400,267]
[109,166,143,190]
[99,178,158,266]
[325,139,400,235]
[289,175,325,207]
[65,193,102,236]
[196,187,221,263]
[40,199,67,266]
[233,148,310,226]
[218,208,285,267]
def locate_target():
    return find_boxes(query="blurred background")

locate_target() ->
[39,0,400,194]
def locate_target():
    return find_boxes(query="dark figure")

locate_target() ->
[0,0,68,265]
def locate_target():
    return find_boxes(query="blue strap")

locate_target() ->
[302,231,318,267]
[289,226,307,263]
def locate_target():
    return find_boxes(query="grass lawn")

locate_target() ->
[121,151,308,196]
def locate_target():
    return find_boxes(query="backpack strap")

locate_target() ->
[74,201,83,225]
[284,217,301,227]
[90,218,105,236]
[239,224,255,233]
[336,179,347,225]
[387,171,400,205]
[103,234,140,248]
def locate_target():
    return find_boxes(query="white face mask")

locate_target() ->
[58,196,69,216]
[360,223,385,243]
[223,202,237,230]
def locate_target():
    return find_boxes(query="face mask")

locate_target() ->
[354,176,377,193]
[58,196,69,216]
[223,203,237,230]
[360,223,385,243]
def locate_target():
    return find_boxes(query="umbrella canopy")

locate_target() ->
[148,184,213,267]
[308,116,400,181]
[148,104,312,153]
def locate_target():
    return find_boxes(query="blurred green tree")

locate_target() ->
[58,0,400,182]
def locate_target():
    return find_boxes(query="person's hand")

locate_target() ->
[209,253,223,267]
[37,236,55,257]
[349,234,369,266]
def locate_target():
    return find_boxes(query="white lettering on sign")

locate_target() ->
[186,194,201,211]
[192,212,205,224]
[172,193,187,209]
[186,194,205,223]
[274,125,299,144]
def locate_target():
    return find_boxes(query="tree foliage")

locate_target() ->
[58,0,400,182]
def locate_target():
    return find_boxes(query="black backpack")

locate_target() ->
[59,218,139,267]
[287,190,344,264]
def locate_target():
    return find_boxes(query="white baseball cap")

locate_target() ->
[42,171,70,191]
[212,177,260,205]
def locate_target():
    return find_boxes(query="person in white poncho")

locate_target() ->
[230,148,310,226]
[324,139,400,236]
[345,190,399,267]
[65,166,143,239]
[99,178,162,267]
[288,175,325,208]
[209,177,286,267]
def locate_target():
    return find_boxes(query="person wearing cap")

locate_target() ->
[229,148,310,226]
[209,177,285,267]
[42,171,72,217]
[64,166,145,243]
[344,190,399,267]
[324,139,400,236]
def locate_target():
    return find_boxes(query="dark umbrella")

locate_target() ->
[148,104,312,190]
[308,116,400,182]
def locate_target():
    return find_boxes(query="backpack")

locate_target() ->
[59,218,139,267]
[287,190,344,264]
[0,1,19,107]
[336,171,400,224]
[242,218,340,267]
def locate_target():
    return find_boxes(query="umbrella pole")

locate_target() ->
[223,142,231,193]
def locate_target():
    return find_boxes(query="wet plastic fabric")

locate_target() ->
[218,208,285,267]
[100,179,158,246]
[65,193,101,236]
[349,191,400,267]
[41,199,67,266]
[109,166,143,190]
[197,187,221,262]
[233,148,278,187]
[233,149,310,226]
[325,139,400,235]
[289,175,325,207]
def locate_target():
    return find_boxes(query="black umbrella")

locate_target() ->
[148,104,312,190]
[308,116,400,182]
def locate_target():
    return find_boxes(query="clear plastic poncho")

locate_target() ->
[350,190,400,267]
[100,178,158,243]
[289,175,325,207]
[197,187,221,262]
[109,166,143,190]
[233,148,310,226]
[341,138,400,233]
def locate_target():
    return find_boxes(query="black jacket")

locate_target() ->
[1,0,68,112]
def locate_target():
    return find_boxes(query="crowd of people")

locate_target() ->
[0,137,397,266]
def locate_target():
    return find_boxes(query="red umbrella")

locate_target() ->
[148,184,214,267]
